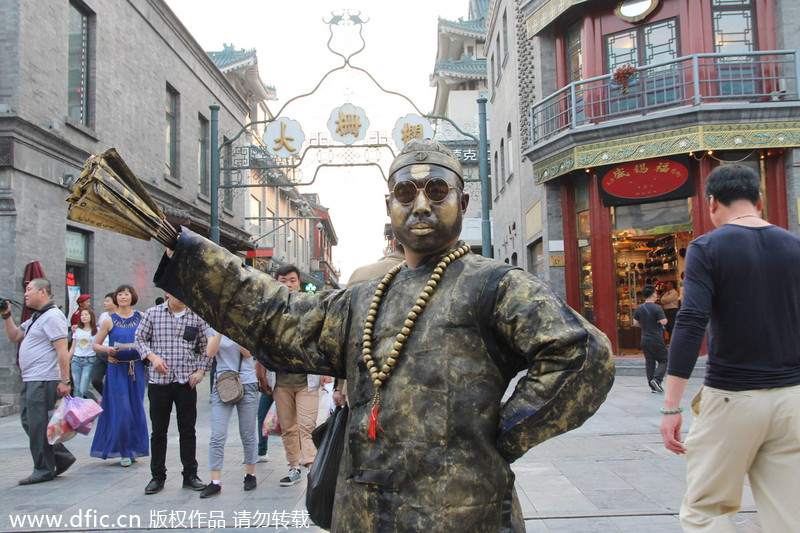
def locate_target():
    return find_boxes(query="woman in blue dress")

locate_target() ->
[90,284,149,466]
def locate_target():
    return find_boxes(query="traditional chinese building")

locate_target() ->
[486,0,540,275]
[430,0,490,253]
[208,45,340,290]
[517,0,800,353]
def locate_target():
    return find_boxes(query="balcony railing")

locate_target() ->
[530,50,800,145]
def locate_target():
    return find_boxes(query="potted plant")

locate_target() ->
[613,64,638,95]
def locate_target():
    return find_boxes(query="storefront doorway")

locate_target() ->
[613,230,691,353]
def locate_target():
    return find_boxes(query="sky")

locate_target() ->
[164,0,472,283]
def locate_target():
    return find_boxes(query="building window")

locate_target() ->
[499,139,506,183]
[198,115,209,196]
[67,2,93,126]
[496,34,502,78]
[502,11,509,60]
[490,53,496,92]
[566,21,582,83]
[493,152,500,198]
[712,0,756,54]
[165,84,180,178]
[506,123,514,180]
[222,136,233,210]
[250,194,263,236]
[606,18,679,72]
[527,239,544,278]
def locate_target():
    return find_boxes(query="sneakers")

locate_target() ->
[200,483,221,498]
[257,453,269,462]
[650,379,664,393]
[244,474,257,491]
[279,467,302,487]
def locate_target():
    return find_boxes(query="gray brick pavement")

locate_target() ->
[0,374,762,532]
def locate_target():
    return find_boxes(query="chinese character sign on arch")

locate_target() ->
[327,104,370,145]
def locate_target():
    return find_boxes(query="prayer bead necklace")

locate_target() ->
[361,243,471,439]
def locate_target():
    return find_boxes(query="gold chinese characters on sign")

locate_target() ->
[264,118,305,159]
[328,104,369,145]
[392,114,434,150]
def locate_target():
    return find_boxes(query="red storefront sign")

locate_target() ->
[599,157,694,206]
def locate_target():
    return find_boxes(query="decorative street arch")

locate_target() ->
[208,10,492,256]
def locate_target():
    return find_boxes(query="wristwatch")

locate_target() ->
[59,380,72,386]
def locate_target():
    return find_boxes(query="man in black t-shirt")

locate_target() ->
[661,164,800,531]
[633,284,667,393]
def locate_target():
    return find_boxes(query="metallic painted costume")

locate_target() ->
[156,229,615,532]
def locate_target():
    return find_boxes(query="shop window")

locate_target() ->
[527,240,544,278]
[65,229,90,317]
[613,198,692,232]
[67,2,94,127]
[573,175,593,323]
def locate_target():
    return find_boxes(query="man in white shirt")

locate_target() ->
[2,278,76,484]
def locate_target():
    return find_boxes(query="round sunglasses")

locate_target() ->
[391,178,459,205]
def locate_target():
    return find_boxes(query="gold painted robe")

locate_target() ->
[156,229,615,532]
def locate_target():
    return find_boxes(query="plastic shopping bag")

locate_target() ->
[306,405,348,529]
[262,402,281,436]
[63,395,103,433]
[47,399,77,445]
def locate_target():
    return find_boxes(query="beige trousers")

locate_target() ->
[273,385,319,466]
[681,384,800,532]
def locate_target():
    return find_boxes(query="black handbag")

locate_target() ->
[306,404,348,530]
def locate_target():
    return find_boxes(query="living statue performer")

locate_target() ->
[153,140,615,532]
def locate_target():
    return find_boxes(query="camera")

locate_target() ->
[0,300,8,312]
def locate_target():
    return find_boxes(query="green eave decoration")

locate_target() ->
[532,122,800,184]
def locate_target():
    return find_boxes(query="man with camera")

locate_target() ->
[2,278,76,484]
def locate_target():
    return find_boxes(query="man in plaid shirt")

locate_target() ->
[135,293,210,495]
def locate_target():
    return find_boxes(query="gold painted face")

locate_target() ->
[386,164,469,257]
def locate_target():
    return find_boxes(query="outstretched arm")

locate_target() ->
[154,228,351,378]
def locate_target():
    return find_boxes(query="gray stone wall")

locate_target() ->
[488,0,527,266]
[0,0,251,414]
[0,0,19,110]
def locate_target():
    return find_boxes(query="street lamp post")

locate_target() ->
[477,97,492,258]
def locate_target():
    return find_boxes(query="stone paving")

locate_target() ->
[0,370,762,532]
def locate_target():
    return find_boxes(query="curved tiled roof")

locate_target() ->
[439,17,485,39]
[207,44,257,72]
[438,0,488,39]
[434,58,487,80]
